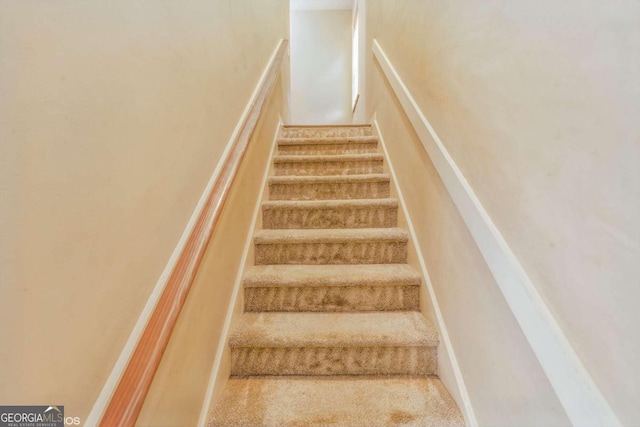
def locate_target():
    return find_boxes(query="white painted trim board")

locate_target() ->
[85,39,286,426]
[196,119,282,427]
[373,117,478,427]
[371,38,620,427]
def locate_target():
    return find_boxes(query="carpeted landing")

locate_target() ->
[209,125,464,426]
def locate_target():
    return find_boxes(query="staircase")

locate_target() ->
[209,125,464,426]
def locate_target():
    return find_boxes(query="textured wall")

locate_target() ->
[0,0,288,422]
[372,80,570,426]
[290,9,352,124]
[367,0,639,425]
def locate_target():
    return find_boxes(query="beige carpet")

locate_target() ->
[209,125,464,426]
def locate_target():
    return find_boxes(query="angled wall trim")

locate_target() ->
[86,39,289,427]
[196,119,282,427]
[371,38,620,427]
[373,117,478,427]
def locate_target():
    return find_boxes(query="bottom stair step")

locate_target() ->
[209,376,464,427]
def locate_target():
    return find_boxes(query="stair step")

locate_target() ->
[278,136,378,155]
[209,376,464,427]
[254,228,408,265]
[229,312,437,376]
[273,153,384,176]
[268,174,390,201]
[243,264,421,312]
[210,124,464,424]
[262,198,398,229]
[280,125,374,139]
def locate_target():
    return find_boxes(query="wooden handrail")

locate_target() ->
[99,39,288,427]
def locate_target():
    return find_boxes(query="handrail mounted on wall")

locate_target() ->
[98,39,288,427]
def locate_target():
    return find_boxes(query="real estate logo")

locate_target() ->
[0,406,64,427]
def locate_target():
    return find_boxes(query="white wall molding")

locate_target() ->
[85,40,286,426]
[196,119,282,427]
[373,117,478,427]
[371,38,621,427]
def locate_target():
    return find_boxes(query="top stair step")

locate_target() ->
[280,125,374,139]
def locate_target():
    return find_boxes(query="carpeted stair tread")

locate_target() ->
[280,124,374,137]
[278,135,379,145]
[273,153,384,176]
[209,123,463,424]
[243,264,421,288]
[269,173,390,185]
[268,174,390,201]
[254,228,408,265]
[229,311,438,348]
[263,198,397,210]
[274,153,383,162]
[243,264,420,312]
[254,227,408,244]
[280,125,374,138]
[277,137,378,155]
[278,132,378,155]
[209,376,464,427]
[262,198,398,229]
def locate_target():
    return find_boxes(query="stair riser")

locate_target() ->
[274,159,383,176]
[278,143,378,155]
[269,181,390,201]
[263,205,398,229]
[244,285,420,312]
[255,241,408,265]
[230,346,436,376]
[280,128,374,138]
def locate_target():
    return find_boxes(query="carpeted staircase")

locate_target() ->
[210,125,464,426]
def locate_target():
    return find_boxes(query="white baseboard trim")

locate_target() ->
[196,120,281,427]
[372,38,620,427]
[373,117,478,427]
[85,40,286,426]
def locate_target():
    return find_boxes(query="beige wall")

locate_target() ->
[371,72,570,427]
[366,0,639,425]
[290,9,352,124]
[0,0,288,423]
[137,74,285,427]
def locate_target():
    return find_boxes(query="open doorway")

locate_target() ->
[289,0,354,124]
